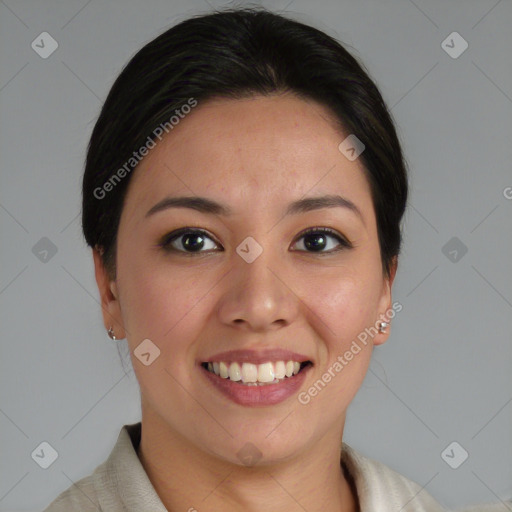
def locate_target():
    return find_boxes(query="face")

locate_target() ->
[94,94,396,464]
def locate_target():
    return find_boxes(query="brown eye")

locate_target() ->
[159,226,352,256]
[292,227,352,253]
[160,228,220,253]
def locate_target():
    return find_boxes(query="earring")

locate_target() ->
[378,321,389,333]
[107,326,117,340]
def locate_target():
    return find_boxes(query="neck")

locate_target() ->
[136,407,358,512]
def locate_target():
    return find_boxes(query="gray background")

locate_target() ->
[0,0,511,510]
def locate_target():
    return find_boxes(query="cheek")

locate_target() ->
[126,274,196,333]
[118,262,214,402]
[118,251,218,366]
[305,263,383,347]
[299,274,378,414]
[116,235,181,325]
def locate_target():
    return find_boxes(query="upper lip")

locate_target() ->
[200,348,312,365]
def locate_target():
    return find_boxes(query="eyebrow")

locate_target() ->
[145,194,364,223]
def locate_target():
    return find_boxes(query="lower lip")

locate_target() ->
[200,364,311,406]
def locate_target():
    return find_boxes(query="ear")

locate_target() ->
[373,256,398,346]
[92,246,126,340]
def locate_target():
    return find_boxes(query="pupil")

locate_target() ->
[183,233,204,251]
[180,232,327,252]
[304,233,326,251]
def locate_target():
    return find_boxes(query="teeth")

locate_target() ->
[219,361,229,379]
[228,362,242,381]
[274,361,286,379]
[241,363,258,383]
[257,362,275,383]
[205,359,308,384]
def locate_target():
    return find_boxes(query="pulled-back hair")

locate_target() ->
[82,7,408,279]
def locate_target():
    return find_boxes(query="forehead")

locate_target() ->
[122,94,374,222]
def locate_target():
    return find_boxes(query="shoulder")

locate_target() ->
[41,470,102,512]
[343,447,512,512]
[341,443,448,511]
[42,422,156,512]
[453,503,512,512]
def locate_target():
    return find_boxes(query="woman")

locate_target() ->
[43,7,449,511]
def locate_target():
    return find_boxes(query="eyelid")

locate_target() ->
[158,226,352,253]
[158,227,221,250]
[294,226,351,245]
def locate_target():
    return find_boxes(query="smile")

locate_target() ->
[201,360,312,386]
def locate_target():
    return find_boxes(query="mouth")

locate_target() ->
[200,360,313,386]
[198,348,314,406]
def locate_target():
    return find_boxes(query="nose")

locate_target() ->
[216,242,299,333]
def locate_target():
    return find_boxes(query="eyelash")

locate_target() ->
[158,227,353,256]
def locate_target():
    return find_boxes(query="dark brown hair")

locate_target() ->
[82,7,408,279]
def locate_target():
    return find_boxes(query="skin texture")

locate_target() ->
[93,93,397,512]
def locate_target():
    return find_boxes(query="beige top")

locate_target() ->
[42,422,451,511]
